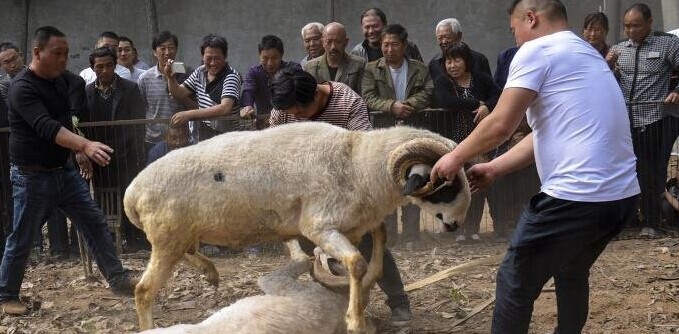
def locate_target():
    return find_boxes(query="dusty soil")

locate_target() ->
[0,233,678,334]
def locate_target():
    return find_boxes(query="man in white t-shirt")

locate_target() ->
[431,1,640,333]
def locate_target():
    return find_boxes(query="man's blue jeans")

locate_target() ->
[0,163,128,302]
[491,192,638,334]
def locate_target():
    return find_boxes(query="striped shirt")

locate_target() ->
[611,32,679,128]
[269,81,372,130]
[182,64,242,132]
[137,65,192,144]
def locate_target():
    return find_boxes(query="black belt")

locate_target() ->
[16,164,63,173]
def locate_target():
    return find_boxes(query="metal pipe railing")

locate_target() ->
[0,113,272,133]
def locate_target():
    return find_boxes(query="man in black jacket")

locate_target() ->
[0,93,7,253]
[83,46,145,250]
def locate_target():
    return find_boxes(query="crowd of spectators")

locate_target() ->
[0,0,677,326]
[0,4,678,255]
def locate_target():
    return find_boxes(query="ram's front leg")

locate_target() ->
[310,228,367,334]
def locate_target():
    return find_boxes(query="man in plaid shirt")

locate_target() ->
[607,3,679,237]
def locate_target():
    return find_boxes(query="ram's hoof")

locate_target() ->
[346,316,367,334]
[205,272,220,287]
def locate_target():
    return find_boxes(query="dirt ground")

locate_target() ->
[0,231,677,334]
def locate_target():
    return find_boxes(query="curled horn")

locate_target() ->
[386,138,454,197]
[311,253,350,291]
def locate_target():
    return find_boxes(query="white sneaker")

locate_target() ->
[455,234,466,242]
[470,234,480,241]
[639,227,660,238]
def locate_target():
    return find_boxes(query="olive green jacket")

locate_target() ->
[361,58,433,113]
[304,53,366,94]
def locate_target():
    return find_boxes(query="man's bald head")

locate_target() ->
[508,0,567,22]
[322,22,349,62]
[324,22,347,40]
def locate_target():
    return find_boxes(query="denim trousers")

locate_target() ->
[491,192,638,334]
[0,163,128,302]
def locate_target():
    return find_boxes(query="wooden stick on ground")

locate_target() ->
[451,296,496,327]
[404,254,503,292]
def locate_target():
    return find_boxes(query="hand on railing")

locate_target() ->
[390,101,414,118]
[170,110,192,125]
[82,140,113,167]
[666,92,679,105]
[240,106,255,119]
[473,104,490,124]
[75,152,93,180]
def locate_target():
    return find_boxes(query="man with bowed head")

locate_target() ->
[269,67,414,324]
[431,1,639,333]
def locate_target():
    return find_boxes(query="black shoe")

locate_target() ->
[110,274,140,297]
[49,250,70,260]
[390,305,412,325]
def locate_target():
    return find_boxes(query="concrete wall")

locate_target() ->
[0,0,668,77]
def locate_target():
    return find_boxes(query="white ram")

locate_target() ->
[124,122,470,332]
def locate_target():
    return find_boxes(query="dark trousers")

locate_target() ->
[92,146,145,250]
[384,203,420,242]
[299,233,410,310]
[491,193,637,334]
[461,190,487,235]
[46,210,69,253]
[33,210,70,253]
[357,233,409,310]
[487,165,541,236]
[660,194,679,227]
[632,117,679,227]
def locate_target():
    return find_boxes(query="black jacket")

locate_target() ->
[432,71,500,144]
[84,76,145,187]
[0,92,7,127]
[432,71,500,112]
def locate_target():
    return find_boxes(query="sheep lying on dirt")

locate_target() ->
[124,122,471,332]
[137,237,380,334]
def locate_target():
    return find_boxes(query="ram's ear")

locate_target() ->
[403,174,429,196]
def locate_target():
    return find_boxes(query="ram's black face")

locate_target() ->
[422,176,463,204]
[436,213,459,232]
[402,165,470,232]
